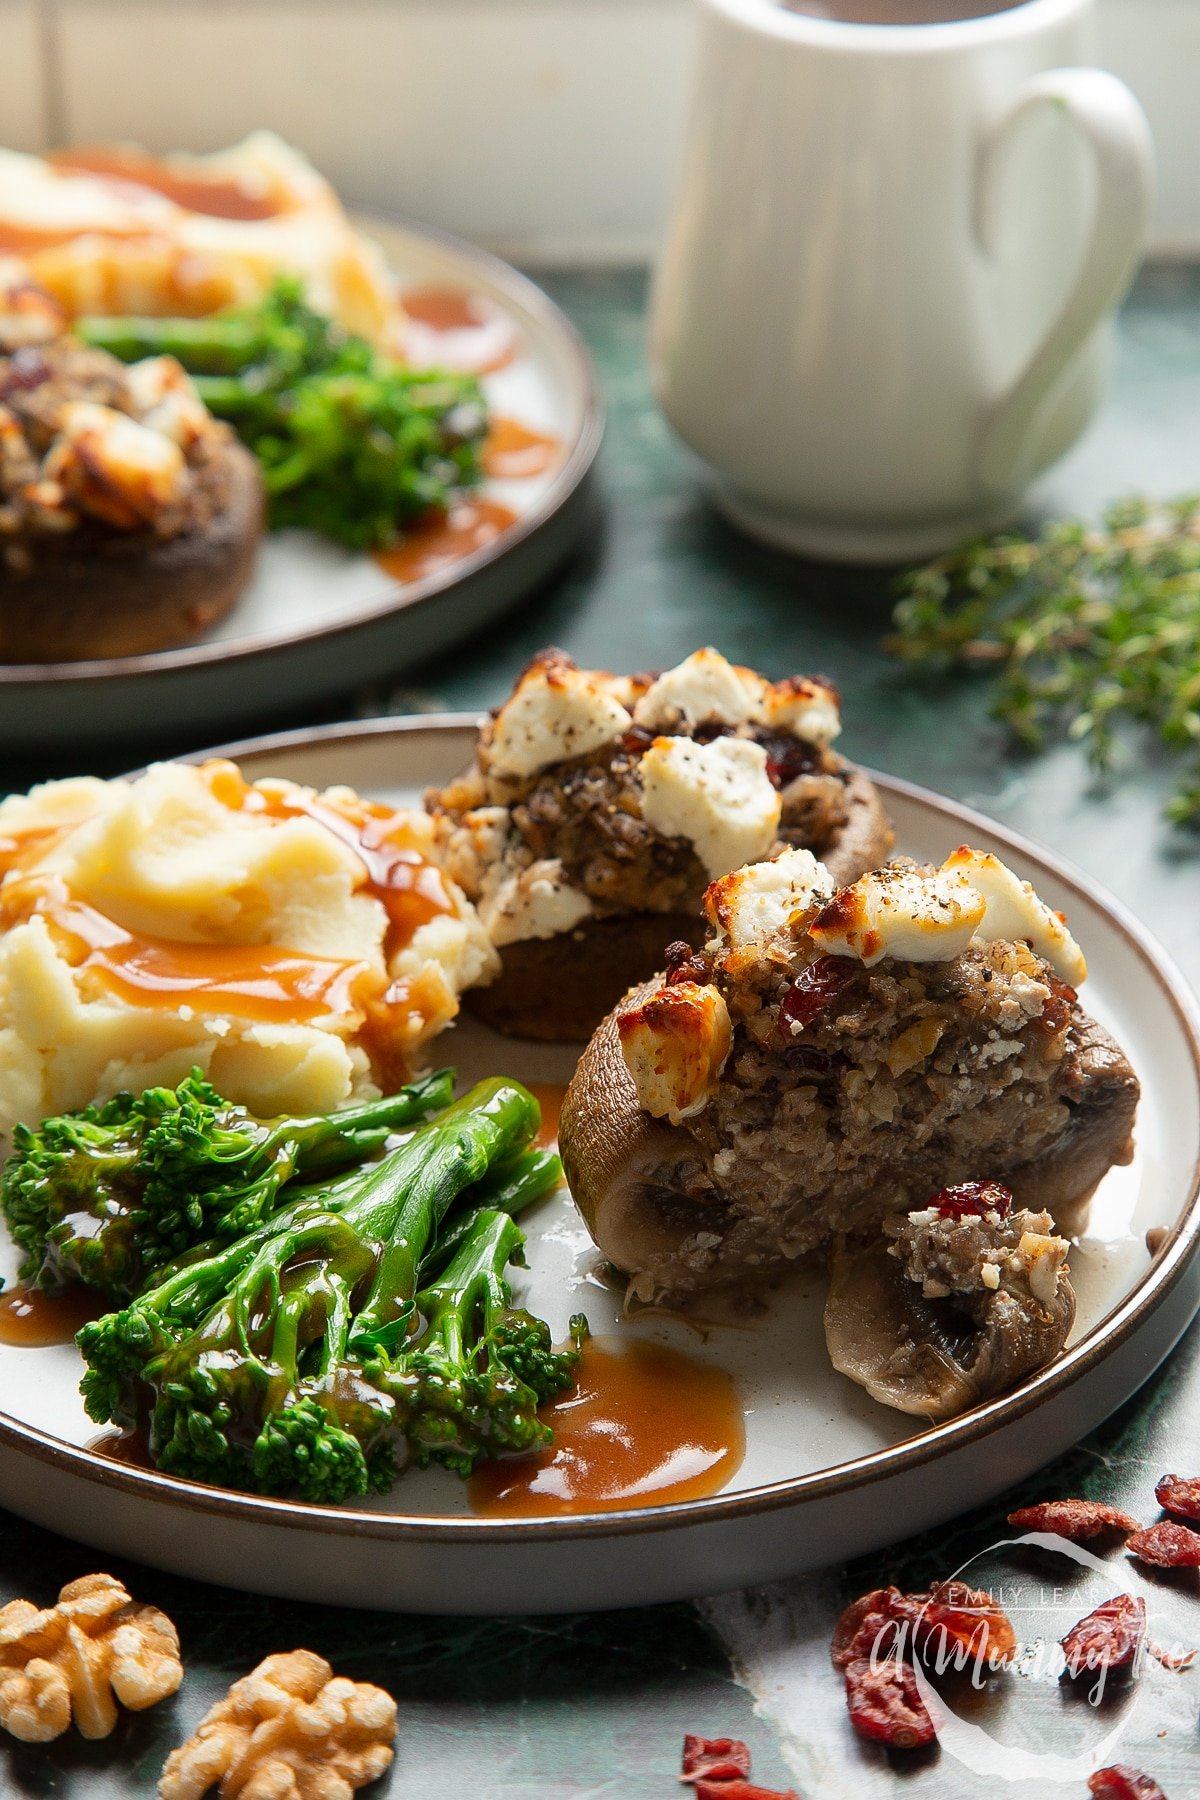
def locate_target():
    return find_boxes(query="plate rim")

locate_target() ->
[0,219,603,690]
[2,717,1198,1546]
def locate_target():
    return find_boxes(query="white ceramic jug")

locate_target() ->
[649,0,1154,560]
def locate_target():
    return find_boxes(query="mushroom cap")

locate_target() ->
[816,757,894,887]
[823,1234,1077,1420]
[559,979,702,1280]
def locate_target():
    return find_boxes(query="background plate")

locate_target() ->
[0,718,1197,1614]
[0,226,601,753]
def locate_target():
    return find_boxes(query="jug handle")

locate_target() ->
[974,67,1153,499]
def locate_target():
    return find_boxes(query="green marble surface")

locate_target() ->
[3,265,1200,1796]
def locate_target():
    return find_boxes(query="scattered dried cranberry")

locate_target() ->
[1147,1640,1197,1672]
[1087,1768,1168,1800]
[680,1736,798,1799]
[0,345,50,397]
[1154,1473,1200,1523]
[843,1656,937,1750]
[898,1580,1016,1670]
[665,941,711,987]
[1006,1499,1141,1541]
[929,1181,1013,1221]
[831,1588,905,1670]
[693,1783,801,1800]
[1126,1521,1200,1569]
[682,1738,752,1783]
[777,957,851,1037]
[1061,1594,1146,1676]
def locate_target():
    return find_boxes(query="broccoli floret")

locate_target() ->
[77,1079,571,1505]
[397,1208,585,1477]
[2,1067,453,1299]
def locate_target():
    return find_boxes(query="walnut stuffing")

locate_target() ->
[0,1572,182,1742]
[158,1649,397,1800]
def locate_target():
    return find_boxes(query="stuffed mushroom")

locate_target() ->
[426,646,893,1040]
[560,843,1138,1365]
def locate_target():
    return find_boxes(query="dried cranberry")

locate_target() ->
[1087,1768,1168,1800]
[0,345,50,397]
[1007,1499,1141,1541]
[777,957,851,1037]
[757,731,821,790]
[665,941,711,987]
[929,1181,1013,1221]
[843,1656,937,1750]
[1037,973,1079,1036]
[621,724,656,756]
[898,1580,1016,1671]
[1154,1473,1200,1523]
[681,1737,752,1783]
[831,1588,905,1670]
[1147,1640,1196,1672]
[1126,1521,1200,1568]
[1061,1594,1146,1676]
[693,1783,800,1800]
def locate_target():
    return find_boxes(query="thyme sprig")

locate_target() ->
[887,495,1200,825]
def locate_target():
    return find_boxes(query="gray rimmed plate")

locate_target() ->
[0,224,602,753]
[0,717,1197,1615]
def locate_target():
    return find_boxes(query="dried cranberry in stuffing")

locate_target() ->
[1037,974,1078,1036]
[681,1737,752,1783]
[758,732,821,790]
[777,958,851,1037]
[0,345,50,397]
[665,941,712,987]
[621,724,656,756]
[1126,1521,1200,1568]
[1061,1595,1146,1675]
[898,1580,1016,1671]
[929,1181,1013,1221]
[1154,1473,1200,1523]
[1007,1499,1141,1541]
[831,1588,905,1670]
[1087,1768,1168,1800]
[843,1656,937,1750]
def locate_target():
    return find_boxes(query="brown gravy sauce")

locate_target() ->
[469,1339,745,1517]
[0,1283,107,1347]
[402,286,518,375]
[375,498,517,585]
[482,416,560,481]
[88,1420,156,1470]
[48,147,284,221]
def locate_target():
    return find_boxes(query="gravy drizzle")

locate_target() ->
[469,1339,745,1517]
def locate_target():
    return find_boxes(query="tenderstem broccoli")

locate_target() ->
[78,279,489,550]
[77,1079,579,1504]
[1,1067,452,1300]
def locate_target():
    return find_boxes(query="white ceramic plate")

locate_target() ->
[0,718,1197,1615]
[0,225,601,753]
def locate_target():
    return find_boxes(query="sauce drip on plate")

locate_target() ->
[482,417,560,481]
[402,287,518,375]
[375,498,517,585]
[469,1339,745,1517]
[88,1421,156,1470]
[0,1283,107,1347]
[525,1080,568,1149]
[48,147,284,221]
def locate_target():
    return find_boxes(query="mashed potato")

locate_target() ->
[0,759,499,1135]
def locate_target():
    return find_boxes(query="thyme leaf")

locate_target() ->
[886,495,1200,826]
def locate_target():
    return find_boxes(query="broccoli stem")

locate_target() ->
[77,313,270,374]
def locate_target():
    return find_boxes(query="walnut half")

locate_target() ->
[159,1649,397,1800]
[0,1572,182,1742]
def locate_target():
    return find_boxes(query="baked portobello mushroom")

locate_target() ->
[560,845,1138,1338]
[0,273,262,662]
[427,646,893,1041]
